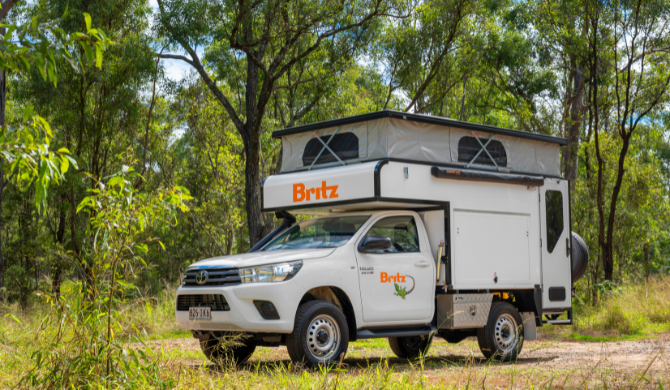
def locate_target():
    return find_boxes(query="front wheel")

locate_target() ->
[477,302,524,361]
[388,335,433,359]
[286,300,349,367]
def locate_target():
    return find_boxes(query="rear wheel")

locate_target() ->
[477,302,524,362]
[388,335,433,359]
[286,300,349,367]
[200,334,256,365]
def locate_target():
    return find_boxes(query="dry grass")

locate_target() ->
[1,277,670,389]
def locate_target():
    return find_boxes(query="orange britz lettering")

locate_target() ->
[293,181,339,203]
[380,272,407,283]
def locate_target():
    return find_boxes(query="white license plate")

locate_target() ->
[189,307,211,321]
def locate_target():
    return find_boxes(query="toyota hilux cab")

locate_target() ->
[175,110,589,367]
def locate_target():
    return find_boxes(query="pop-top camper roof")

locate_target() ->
[273,110,566,177]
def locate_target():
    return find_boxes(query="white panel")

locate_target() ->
[263,161,376,210]
[453,211,531,288]
[378,161,542,289]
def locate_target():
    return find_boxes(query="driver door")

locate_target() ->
[355,214,434,324]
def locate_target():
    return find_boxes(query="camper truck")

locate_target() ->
[175,110,589,366]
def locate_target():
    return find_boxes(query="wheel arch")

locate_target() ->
[300,286,358,342]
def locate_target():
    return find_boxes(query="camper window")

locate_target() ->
[363,216,420,254]
[302,133,359,166]
[545,190,564,253]
[457,136,507,167]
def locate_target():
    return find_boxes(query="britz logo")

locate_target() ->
[380,272,406,283]
[293,181,339,203]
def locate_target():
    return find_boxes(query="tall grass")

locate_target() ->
[570,277,670,336]
[2,277,669,388]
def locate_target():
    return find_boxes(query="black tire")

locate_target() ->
[286,300,349,367]
[477,302,524,362]
[200,333,256,365]
[571,231,589,282]
[388,335,433,359]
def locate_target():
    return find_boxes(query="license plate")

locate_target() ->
[189,307,211,321]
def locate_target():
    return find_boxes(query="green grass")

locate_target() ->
[567,332,655,342]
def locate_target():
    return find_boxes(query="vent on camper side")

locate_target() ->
[457,136,507,167]
[303,133,359,166]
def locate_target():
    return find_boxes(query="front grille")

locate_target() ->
[183,267,241,287]
[176,294,230,311]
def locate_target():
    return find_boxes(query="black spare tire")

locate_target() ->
[571,231,589,282]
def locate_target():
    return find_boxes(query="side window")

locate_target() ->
[302,133,359,166]
[545,190,564,253]
[364,216,420,253]
[457,136,508,167]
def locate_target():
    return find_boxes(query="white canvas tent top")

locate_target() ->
[263,110,567,213]
[274,110,567,177]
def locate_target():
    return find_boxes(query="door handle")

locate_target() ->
[415,261,430,268]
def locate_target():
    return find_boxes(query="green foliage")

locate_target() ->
[0,12,111,211]
[20,153,190,388]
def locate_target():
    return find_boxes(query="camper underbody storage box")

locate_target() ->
[177,110,586,367]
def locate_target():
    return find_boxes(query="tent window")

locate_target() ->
[545,190,564,253]
[457,136,508,167]
[303,133,359,166]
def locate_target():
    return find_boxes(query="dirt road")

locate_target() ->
[154,334,670,388]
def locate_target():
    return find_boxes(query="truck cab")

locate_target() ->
[175,110,589,366]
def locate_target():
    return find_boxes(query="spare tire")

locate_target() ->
[571,232,589,282]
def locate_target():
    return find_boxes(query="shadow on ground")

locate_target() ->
[186,354,559,373]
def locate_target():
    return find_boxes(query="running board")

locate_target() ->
[357,325,436,339]
[544,319,571,325]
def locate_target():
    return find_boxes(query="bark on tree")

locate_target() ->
[52,207,66,298]
[562,62,586,185]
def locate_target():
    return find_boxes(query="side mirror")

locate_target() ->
[358,235,392,253]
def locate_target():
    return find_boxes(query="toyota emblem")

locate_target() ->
[195,270,209,285]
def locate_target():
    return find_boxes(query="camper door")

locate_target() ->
[539,180,571,311]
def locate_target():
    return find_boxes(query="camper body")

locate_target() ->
[175,111,587,366]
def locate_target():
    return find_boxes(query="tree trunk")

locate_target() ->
[243,132,266,247]
[563,64,586,185]
[644,244,650,281]
[603,135,632,281]
[52,207,66,298]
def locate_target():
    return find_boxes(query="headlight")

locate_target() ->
[240,260,303,284]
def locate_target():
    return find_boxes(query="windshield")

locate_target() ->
[262,215,370,251]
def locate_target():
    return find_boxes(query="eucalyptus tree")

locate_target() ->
[0,10,110,293]
[14,0,157,293]
[587,0,670,281]
[155,0,400,246]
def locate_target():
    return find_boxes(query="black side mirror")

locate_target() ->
[358,235,392,253]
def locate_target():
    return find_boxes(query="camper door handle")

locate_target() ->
[415,261,430,268]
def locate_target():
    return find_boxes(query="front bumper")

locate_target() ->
[175,280,303,333]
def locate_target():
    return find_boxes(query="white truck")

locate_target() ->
[175,110,589,366]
